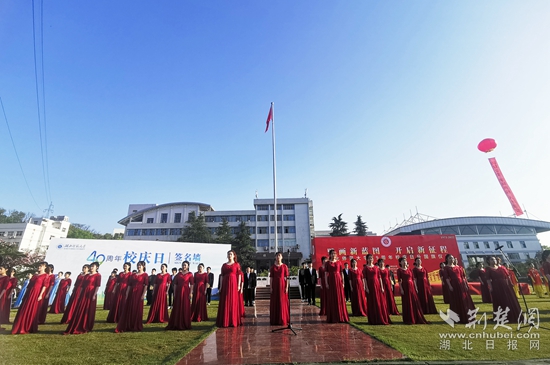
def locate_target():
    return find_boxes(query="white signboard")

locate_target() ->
[45,238,230,300]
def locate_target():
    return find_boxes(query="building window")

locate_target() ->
[493,241,500,248]
[473,242,479,249]
[520,240,526,248]
[7,231,14,237]
[62,228,66,232]
[147,218,154,224]
[0,232,5,237]
[270,215,282,221]
[174,213,182,223]
[506,241,513,248]
[270,227,282,234]
[508,253,520,260]
[283,204,294,210]
[258,227,268,234]
[161,213,168,223]
[483,241,490,249]
[525,253,531,259]
[257,205,269,210]
[257,215,268,222]
[464,242,470,249]
[284,226,296,234]
[257,239,269,247]
[283,215,295,221]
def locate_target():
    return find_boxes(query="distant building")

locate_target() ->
[0,216,71,253]
[385,215,550,267]
[117,198,315,271]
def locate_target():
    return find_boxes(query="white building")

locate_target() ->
[385,215,550,267]
[117,198,315,271]
[0,216,71,253]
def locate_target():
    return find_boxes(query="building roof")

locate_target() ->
[118,202,213,226]
[385,215,550,236]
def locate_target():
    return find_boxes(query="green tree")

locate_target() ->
[179,212,213,243]
[232,221,255,269]
[67,224,97,239]
[215,219,233,244]
[353,215,368,236]
[0,241,44,282]
[329,214,349,236]
[113,233,124,240]
[0,208,33,224]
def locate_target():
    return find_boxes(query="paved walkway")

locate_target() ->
[176,299,404,365]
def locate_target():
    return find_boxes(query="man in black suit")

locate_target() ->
[146,268,157,305]
[342,262,351,302]
[298,262,307,302]
[243,266,257,306]
[304,261,318,305]
[168,267,177,309]
[206,266,214,305]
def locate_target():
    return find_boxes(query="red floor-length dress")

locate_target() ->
[325,261,349,323]
[486,266,523,323]
[442,265,475,324]
[106,271,131,323]
[380,267,400,315]
[37,273,55,324]
[349,268,367,317]
[239,271,245,318]
[413,266,438,314]
[439,269,450,304]
[166,272,194,330]
[478,269,492,303]
[269,263,290,325]
[0,276,7,325]
[216,263,242,327]
[0,276,17,324]
[61,274,85,324]
[11,273,48,334]
[115,272,148,332]
[318,264,326,316]
[191,272,208,322]
[363,265,391,325]
[398,268,429,324]
[49,278,71,314]
[147,273,172,323]
[103,276,117,310]
[64,273,101,334]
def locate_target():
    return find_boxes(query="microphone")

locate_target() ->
[495,244,504,251]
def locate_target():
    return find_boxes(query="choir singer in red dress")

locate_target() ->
[398,258,428,324]
[413,257,438,314]
[348,259,367,317]
[442,254,475,324]
[378,258,399,315]
[191,263,208,322]
[270,252,290,325]
[115,261,148,332]
[49,272,72,314]
[103,271,117,310]
[106,262,131,323]
[65,262,101,334]
[166,261,194,330]
[485,256,523,323]
[363,254,391,325]
[216,250,242,327]
[147,263,172,324]
[0,267,18,325]
[324,249,349,323]
[11,262,49,334]
[61,265,88,324]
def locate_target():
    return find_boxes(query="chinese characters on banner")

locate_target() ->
[312,235,461,282]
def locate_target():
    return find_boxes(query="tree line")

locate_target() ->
[329,214,368,236]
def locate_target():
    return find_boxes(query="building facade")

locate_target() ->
[385,216,549,267]
[0,216,71,253]
[118,198,315,271]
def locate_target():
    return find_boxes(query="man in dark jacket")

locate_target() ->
[243,266,257,306]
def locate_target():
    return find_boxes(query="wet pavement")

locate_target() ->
[176,299,405,365]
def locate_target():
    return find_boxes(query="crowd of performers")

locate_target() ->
[2,250,550,334]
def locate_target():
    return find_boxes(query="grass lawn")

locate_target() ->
[0,302,219,365]
[348,294,550,361]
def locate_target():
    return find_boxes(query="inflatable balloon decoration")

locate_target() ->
[477,138,523,216]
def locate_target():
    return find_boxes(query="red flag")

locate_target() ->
[265,104,273,133]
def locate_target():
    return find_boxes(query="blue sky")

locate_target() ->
[1,1,550,244]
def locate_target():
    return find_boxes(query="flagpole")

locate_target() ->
[271,102,278,253]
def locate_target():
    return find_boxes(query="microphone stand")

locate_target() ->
[272,249,301,335]
[495,245,548,331]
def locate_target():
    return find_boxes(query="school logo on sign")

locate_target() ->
[381,236,392,248]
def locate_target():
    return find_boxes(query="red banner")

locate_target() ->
[488,157,523,216]
[311,235,461,283]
